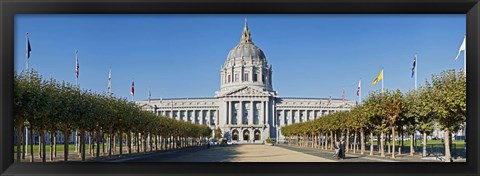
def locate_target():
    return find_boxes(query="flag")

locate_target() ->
[148,89,151,103]
[411,55,417,78]
[107,68,112,94]
[75,49,79,79]
[455,35,466,61]
[342,88,345,104]
[371,69,383,86]
[27,34,32,59]
[357,80,361,96]
[131,80,135,96]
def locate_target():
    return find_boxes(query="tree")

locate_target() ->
[382,89,405,158]
[431,70,466,162]
[214,127,222,140]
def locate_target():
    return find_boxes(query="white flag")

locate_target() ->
[357,80,361,96]
[455,35,466,61]
[107,68,112,94]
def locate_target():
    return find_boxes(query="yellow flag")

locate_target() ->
[371,69,383,86]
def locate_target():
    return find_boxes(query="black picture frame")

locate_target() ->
[1,0,479,176]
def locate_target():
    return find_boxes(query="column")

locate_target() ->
[259,68,263,83]
[280,110,284,126]
[239,101,243,125]
[265,101,269,125]
[289,110,294,124]
[249,101,254,125]
[216,110,219,126]
[297,110,301,123]
[202,110,206,125]
[306,110,310,121]
[227,101,231,125]
[184,110,188,121]
[262,101,266,124]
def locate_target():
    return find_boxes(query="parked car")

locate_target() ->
[209,139,219,145]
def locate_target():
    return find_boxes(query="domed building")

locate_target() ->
[137,19,355,143]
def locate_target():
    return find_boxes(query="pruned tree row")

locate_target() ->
[14,69,212,162]
[281,69,466,162]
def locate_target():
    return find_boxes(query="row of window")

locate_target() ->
[225,72,260,83]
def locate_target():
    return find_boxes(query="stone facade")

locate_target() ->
[136,19,355,143]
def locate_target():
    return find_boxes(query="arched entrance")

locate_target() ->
[232,129,239,141]
[243,130,250,141]
[254,130,261,141]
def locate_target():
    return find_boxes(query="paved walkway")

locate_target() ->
[116,144,336,162]
[276,144,445,162]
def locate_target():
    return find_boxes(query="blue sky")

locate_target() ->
[14,14,466,102]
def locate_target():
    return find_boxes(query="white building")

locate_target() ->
[137,20,355,143]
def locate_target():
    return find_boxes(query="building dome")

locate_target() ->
[217,18,274,96]
[225,18,266,62]
[227,43,266,60]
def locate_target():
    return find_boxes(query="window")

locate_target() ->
[228,75,231,83]
[262,75,265,83]
[244,73,249,81]
[253,73,257,82]
[235,74,239,82]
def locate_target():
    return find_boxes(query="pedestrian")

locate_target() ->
[340,137,346,160]
[334,139,341,159]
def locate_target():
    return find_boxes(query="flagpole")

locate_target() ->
[381,69,384,93]
[26,32,29,72]
[74,49,78,153]
[359,80,362,104]
[415,54,418,90]
[464,34,466,75]
[25,32,29,156]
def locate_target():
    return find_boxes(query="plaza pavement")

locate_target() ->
[114,144,337,162]
[16,143,458,162]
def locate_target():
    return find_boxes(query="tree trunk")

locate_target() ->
[360,129,365,155]
[113,134,116,154]
[96,129,101,158]
[369,131,374,156]
[422,131,427,157]
[30,129,34,162]
[346,129,350,153]
[90,131,95,157]
[22,125,26,160]
[128,130,132,154]
[144,134,147,153]
[410,133,414,156]
[108,130,113,157]
[38,133,42,159]
[444,127,452,162]
[387,131,391,154]
[156,134,158,150]
[80,130,86,161]
[353,131,357,154]
[119,129,123,157]
[102,131,105,156]
[78,131,82,158]
[391,127,396,158]
[380,131,385,157]
[63,129,70,162]
[401,129,404,153]
[136,132,140,153]
[40,130,46,162]
[49,132,54,161]
[16,123,23,162]
[150,134,153,152]
[330,131,334,150]
[53,131,57,158]
[325,134,328,149]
